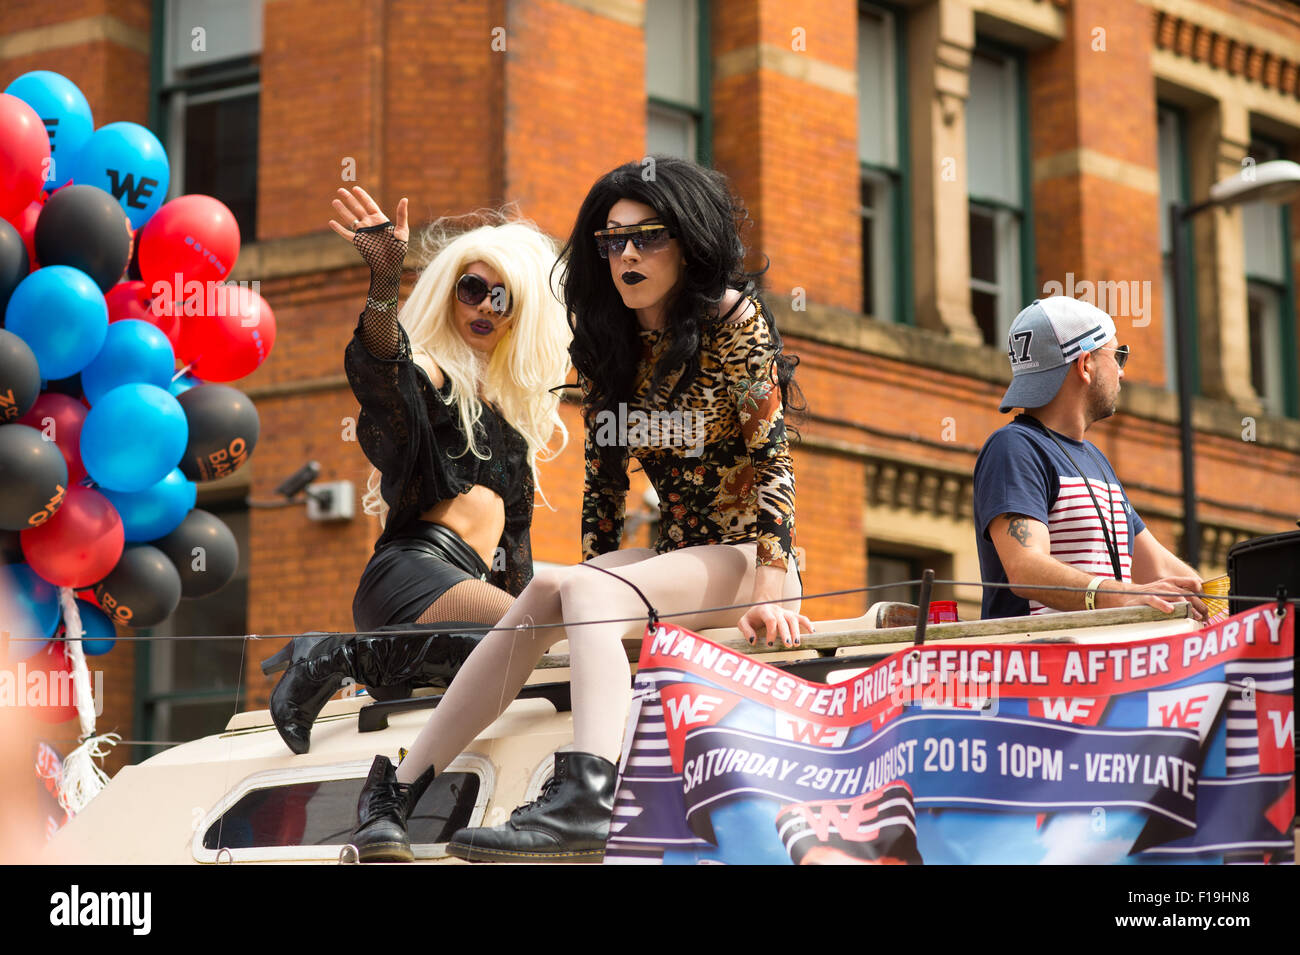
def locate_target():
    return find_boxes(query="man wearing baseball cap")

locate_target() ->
[973,296,1207,621]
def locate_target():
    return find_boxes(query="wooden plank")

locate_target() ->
[530,605,1191,669]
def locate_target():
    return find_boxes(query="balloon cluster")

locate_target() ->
[2,72,268,715]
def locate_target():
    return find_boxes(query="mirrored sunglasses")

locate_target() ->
[593,224,675,259]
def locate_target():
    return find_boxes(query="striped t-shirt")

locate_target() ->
[973,415,1146,619]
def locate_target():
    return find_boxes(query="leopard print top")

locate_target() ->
[580,298,797,570]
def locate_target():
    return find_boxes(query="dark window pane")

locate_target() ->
[184,91,258,238]
[972,288,998,346]
[969,208,996,283]
[1248,292,1266,399]
[862,177,876,316]
[868,553,920,605]
[165,575,248,692]
[160,698,240,746]
[202,773,481,849]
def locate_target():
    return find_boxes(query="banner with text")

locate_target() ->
[605,605,1294,864]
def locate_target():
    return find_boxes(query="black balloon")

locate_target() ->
[34,185,131,292]
[93,544,182,628]
[177,384,260,481]
[0,329,41,422]
[0,216,29,317]
[0,423,68,531]
[153,508,239,598]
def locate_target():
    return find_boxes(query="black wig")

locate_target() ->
[557,156,802,459]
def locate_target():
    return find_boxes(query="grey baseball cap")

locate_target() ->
[998,296,1117,413]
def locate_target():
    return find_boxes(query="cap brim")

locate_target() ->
[998,363,1070,414]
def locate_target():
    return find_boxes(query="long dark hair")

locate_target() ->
[556,157,802,456]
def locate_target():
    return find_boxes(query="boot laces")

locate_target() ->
[366,780,409,821]
[512,774,561,820]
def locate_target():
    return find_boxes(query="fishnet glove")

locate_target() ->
[354,221,408,359]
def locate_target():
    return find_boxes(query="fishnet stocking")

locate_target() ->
[353,222,408,359]
[414,579,514,627]
[394,544,802,783]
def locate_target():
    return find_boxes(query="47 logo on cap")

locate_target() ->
[1009,330,1035,366]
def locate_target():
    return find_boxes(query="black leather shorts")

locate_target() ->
[352,521,490,632]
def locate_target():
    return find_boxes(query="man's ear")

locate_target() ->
[1073,354,1092,385]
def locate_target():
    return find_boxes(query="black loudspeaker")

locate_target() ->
[1227,529,1300,616]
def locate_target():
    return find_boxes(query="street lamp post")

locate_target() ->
[1168,159,1300,570]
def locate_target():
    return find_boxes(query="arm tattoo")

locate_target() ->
[1005,515,1034,548]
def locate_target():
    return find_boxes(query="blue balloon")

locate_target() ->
[4,266,107,379]
[4,71,94,190]
[80,383,188,492]
[81,319,175,405]
[3,563,60,661]
[71,122,170,230]
[101,467,195,541]
[168,372,202,397]
[71,598,115,655]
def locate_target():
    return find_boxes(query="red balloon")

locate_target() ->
[106,280,180,347]
[21,486,123,588]
[0,94,50,221]
[1,198,42,271]
[18,392,88,484]
[24,640,79,724]
[138,194,240,288]
[176,285,276,382]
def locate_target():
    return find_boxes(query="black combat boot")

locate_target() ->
[266,624,486,754]
[352,755,438,863]
[446,751,618,863]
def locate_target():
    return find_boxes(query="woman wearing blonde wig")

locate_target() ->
[263,187,570,754]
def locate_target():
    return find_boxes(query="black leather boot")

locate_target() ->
[268,624,486,754]
[446,751,618,863]
[352,755,438,863]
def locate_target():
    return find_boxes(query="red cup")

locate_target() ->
[928,600,959,624]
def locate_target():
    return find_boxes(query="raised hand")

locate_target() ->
[328,186,409,243]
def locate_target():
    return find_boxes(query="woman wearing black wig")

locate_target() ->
[351,157,811,863]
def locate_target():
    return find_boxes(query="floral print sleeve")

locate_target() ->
[717,304,797,570]
[579,375,630,561]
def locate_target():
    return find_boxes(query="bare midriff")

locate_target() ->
[418,484,506,570]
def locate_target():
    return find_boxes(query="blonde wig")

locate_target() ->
[362,211,572,526]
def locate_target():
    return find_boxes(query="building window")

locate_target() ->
[135,503,249,761]
[158,0,262,239]
[1242,138,1298,418]
[1157,104,1192,396]
[646,0,709,162]
[966,44,1029,346]
[867,547,954,605]
[858,3,909,323]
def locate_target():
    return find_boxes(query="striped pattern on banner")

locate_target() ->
[1031,476,1132,615]
[605,669,684,864]
[1223,658,1295,865]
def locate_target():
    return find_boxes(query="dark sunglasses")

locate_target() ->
[593,224,675,259]
[456,273,512,315]
[1096,344,1130,370]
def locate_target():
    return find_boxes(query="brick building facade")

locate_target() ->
[4,0,1299,776]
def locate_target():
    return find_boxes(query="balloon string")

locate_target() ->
[171,362,193,382]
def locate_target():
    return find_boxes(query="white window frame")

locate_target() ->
[190,754,495,863]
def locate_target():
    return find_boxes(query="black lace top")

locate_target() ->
[342,222,534,596]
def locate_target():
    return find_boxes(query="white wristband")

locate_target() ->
[1085,576,1107,611]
